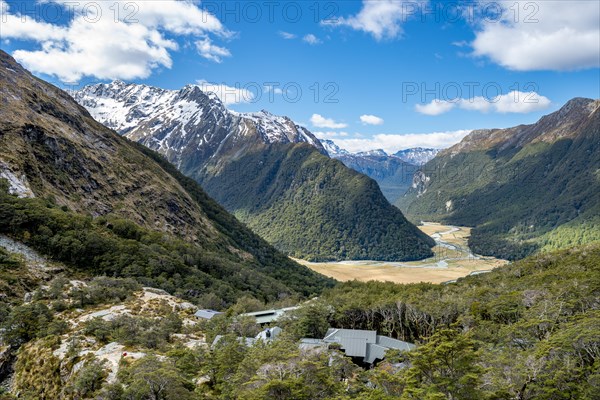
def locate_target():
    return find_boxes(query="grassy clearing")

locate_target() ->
[299,223,509,284]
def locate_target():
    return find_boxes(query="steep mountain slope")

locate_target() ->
[200,143,434,261]
[72,81,326,172]
[73,82,435,261]
[0,50,333,303]
[397,98,600,260]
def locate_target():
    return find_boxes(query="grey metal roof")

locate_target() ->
[255,315,278,324]
[365,344,387,364]
[341,338,371,357]
[322,328,415,364]
[376,335,416,351]
[194,309,223,319]
[324,328,337,337]
[299,338,328,351]
[324,328,377,343]
[300,338,326,345]
[324,329,377,359]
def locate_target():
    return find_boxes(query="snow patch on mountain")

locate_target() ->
[320,139,349,157]
[356,149,388,157]
[236,110,321,147]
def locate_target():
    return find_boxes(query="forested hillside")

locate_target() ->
[0,184,332,305]
[398,98,600,260]
[199,143,435,261]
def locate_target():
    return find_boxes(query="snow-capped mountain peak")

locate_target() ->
[320,139,349,157]
[73,81,325,162]
[393,148,440,165]
[356,149,388,157]
[321,140,439,166]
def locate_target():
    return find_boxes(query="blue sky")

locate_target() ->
[1,0,599,152]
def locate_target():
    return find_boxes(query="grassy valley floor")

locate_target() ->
[298,222,509,284]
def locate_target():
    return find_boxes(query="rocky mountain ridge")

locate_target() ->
[442,98,600,156]
[72,81,325,171]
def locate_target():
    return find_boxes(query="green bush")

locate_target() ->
[84,314,183,349]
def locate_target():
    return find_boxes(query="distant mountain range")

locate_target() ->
[398,97,600,260]
[0,49,333,304]
[73,82,435,261]
[321,140,439,203]
[394,148,440,166]
[322,140,439,165]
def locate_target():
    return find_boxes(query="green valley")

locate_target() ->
[299,222,508,284]
[0,49,333,308]
[398,98,600,260]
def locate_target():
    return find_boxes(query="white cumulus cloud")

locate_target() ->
[333,130,472,153]
[278,31,297,40]
[314,131,350,139]
[416,92,552,115]
[1,0,231,82]
[310,114,348,129]
[471,1,600,71]
[195,38,231,63]
[328,0,427,40]
[360,114,384,125]
[302,34,322,45]
[460,92,552,114]
[415,100,456,116]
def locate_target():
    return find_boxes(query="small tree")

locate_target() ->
[65,358,108,399]
[120,356,196,400]
[281,303,331,340]
[402,327,487,400]
[1,302,53,348]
